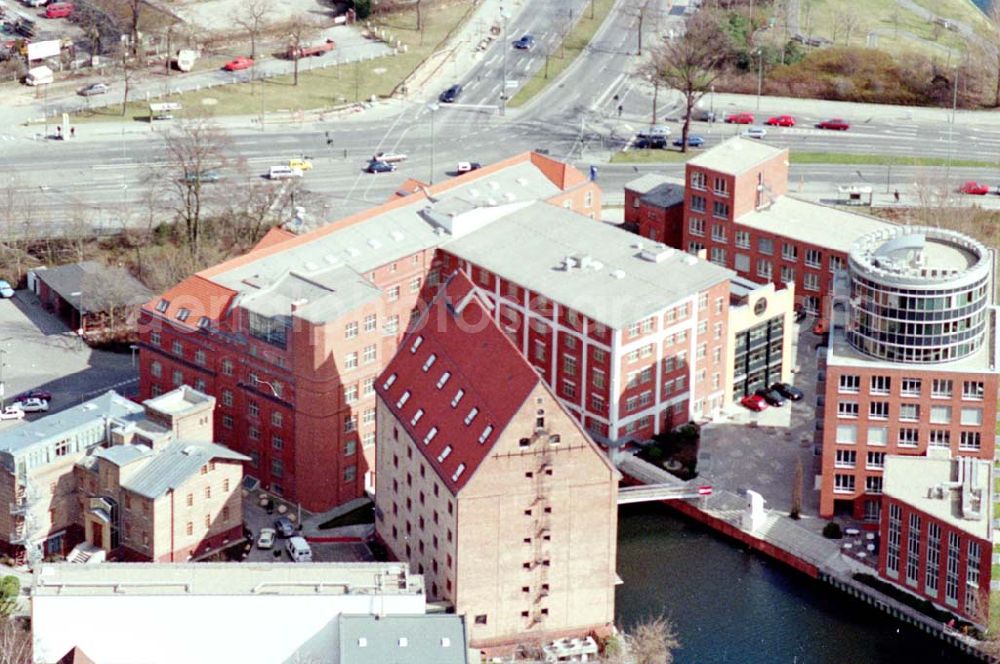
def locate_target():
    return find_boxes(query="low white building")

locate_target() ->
[32,562,428,664]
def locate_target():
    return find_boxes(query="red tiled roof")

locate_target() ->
[376,273,539,495]
[142,275,238,328]
[252,226,297,251]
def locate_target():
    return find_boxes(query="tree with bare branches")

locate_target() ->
[606,616,682,664]
[283,18,322,86]
[0,619,30,664]
[647,13,727,152]
[237,0,273,63]
[162,120,231,254]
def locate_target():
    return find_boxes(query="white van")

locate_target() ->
[286,536,312,562]
[269,165,303,180]
[25,66,53,86]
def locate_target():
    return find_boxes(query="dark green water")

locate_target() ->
[974,0,990,12]
[615,504,978,664]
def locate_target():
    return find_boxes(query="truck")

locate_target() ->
[286,39,335,59]
[24,65,53,85]
[173,49,197,72]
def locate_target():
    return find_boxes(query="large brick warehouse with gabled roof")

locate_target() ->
[374,272,619,648]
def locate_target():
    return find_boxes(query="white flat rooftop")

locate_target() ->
[883,454,992,540]
[33,562,423,597]
[443,202,734,329]
[737,196,893,253]
[687,136,786,175]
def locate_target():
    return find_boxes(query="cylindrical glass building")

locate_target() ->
[846,226,992,363]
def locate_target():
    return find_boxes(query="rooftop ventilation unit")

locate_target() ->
[639,244,674,263]
[610,269,626,280]
[488,181,500,191]
[516,177,528,187]
[304,261,319,272]
[684,255,698,266]
[390,230,405,241]
[346,247,361,257]
[323,254,340,265]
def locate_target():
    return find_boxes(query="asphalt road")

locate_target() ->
[3,0,1000,234]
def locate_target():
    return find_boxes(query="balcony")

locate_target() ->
[9,499,28,516]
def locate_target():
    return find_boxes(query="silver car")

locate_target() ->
[79,82,109,96]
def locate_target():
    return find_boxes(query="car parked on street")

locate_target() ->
[268,166,303,180]
[959,181,991,195]
[13,390,52,402]
[257,527,276,549]
[0,407,24,421]
[754,387,786,407]
[740,394,768,412]
[439,84,462,103]
[274,516,295,538]
[770,382,804,401]
[372,152,408,163]
[634,136,667,149]
[673,134,705,147]
[367,160,396,173]
[12,398,48,413]
[765,114,795,126]
[725,112,754,124]
[286,536,313,562]
[816,118,850,130]
[223,56,254,71]
[78,82,109,96]
[456,161,482,173]
[183,170,221,183]
[513,35,535,50]
[288,158,313,171]
[741,125,767,139]
[0,280,13,298]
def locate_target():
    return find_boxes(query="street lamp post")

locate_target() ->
[427,103,439,184]
[500,8,509,116]
[130,344,139,367]
[755,50,764,111]
[0,348,6,409]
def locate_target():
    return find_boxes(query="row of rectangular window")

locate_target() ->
[835,424,981,450]
[838,376,984,400]
[836,401,983,425]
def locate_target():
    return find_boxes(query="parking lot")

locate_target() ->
[698,319,825,519]
[0,290,136,430]
[240,490,374,564]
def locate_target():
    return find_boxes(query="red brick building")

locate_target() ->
[436,200,734,443]
[137,153,602,512]
[878,454,992,625]
[375,273,619,648]
[623,174,685,247]
[818,227,998,520]
[630,137,893,314]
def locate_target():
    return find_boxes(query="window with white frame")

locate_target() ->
[900,378,921,397]
[929,430,950,448]
[345,321,358,339]
[756,259,772,279]
[364,314,377,333]
[960,431,981,451]
[758,237,773,255]
[866,451,885,469]
[735,231,750,248]
[870,375,891,395]
[780,266,795,284]
[838,401,859,418]
[690,196,706,212]
[690,171,706,190]
[734,254,751,272]
[781,243,798,261]
[960,407,983,426]
[711,224,727,242]
[899,403,919,421]
[886,503,901,576]
[839,375,860,393]
[931,379,952,398]
[835,450,856,468]
[868,401,902,420]
[867,427,888,446]
[803,273,820,292]
[865,475,883,494]
[898,428,919,447]
[930,405,951,424]
[925,522,941,593]
[829,255,845,272]
[689,218,705,236]
[712,201,729,219]
[945,532,960,605]
[713,177,728,196]
[834,474,856,494]
[905,514,921,586]
[709,248,726,265]
[836,424,857,444]
[804,248,822,268]
[962,381,984,400]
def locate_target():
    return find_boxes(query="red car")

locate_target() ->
[223,56,254,71]
[959,181,991,195]
[765,114,796,127]
[725,112,755,124]
[740,394,769,412]
[816,118,850,131]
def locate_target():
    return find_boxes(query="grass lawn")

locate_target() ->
[73,3,475,123]
[761,0,977,60]
[610,148,996,168]
[506,0,615,109]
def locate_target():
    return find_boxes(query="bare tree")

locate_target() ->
[985,6,1000,106]
[616,616,681,664]
[832,12,861,46]
[647,13,727,152]
[237,0,273,62]
[120,44,134,116]
[283,18,322,86]
[162,120,231,254]
[790,458,803,519]
[0,619,30,664]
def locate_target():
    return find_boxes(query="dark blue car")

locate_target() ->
[673,134,705,148]
[367,160,396,174]
[439,84,462,103]
[513,35,535,50]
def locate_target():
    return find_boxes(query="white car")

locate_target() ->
[257,527,276,549]
[741,125,767,140]
[268,166,304,180]
[13,398,48,413]
[0,407,25,421]
[372,152,408,163]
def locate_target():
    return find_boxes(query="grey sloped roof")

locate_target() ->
[94,444,152,467]
[35,261,153,314]
[338,614,468,664]
[122,442,249,499]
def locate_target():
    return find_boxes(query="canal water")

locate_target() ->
[615,503,978,664]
